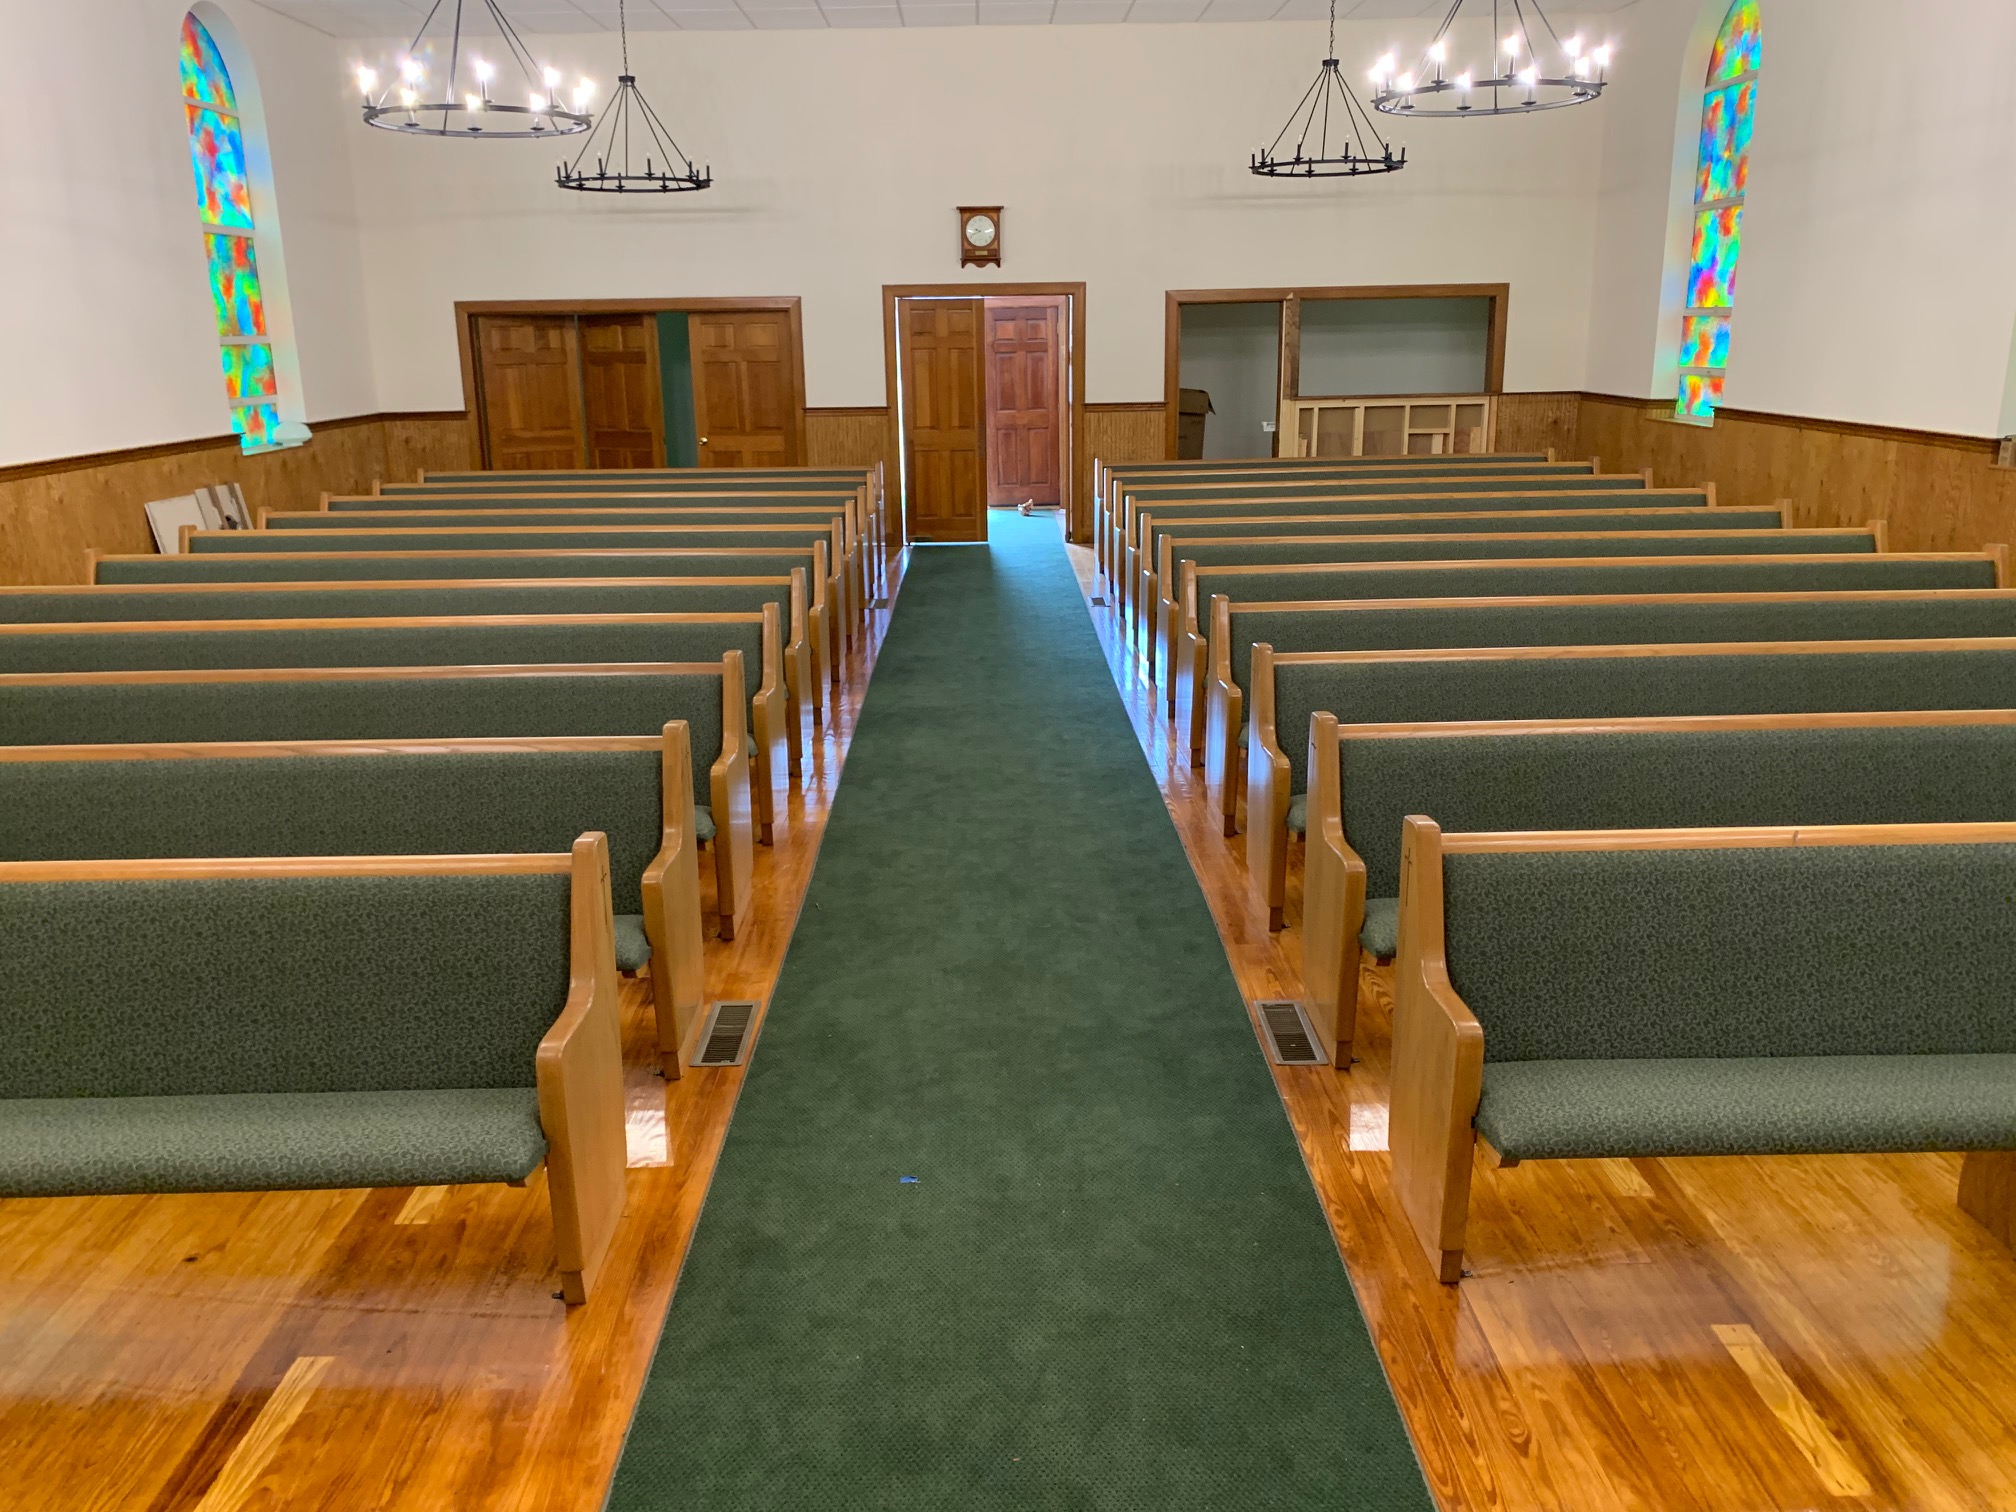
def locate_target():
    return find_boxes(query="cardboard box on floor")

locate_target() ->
[1176,388,1213,460]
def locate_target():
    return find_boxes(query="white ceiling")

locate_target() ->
[256,0,1640,37]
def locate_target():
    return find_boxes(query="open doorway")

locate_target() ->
[883,282,1086,545]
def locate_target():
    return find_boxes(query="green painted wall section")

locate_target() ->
[658,313,701,467]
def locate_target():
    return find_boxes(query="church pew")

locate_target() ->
[1138,502,1785,687]
[1389,817,2016,1285]
[1120,479,1669,633]
[1198,550,2004,831]
[89,547,836,714]
[0,836,626,1304]
[1211,585,2016,920]
[0,659,757,940]
[1246,634,2016,958]
[1095,455,1585,580]
[327,484,882,601]
[1302,710,2016,1066]
[0,611,790,842]
[0,729,708,1075]
[1106,467,1632,598]
[185,521,860,654]
[0,572,814,767]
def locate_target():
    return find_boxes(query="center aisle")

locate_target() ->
[607,513,1430,1509]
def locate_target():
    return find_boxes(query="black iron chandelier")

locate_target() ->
[1251,0,1405,180]
[556,0,711,194]
[1369,0,1610,118]
[354,0,592,139]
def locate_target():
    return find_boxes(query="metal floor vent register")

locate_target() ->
[693,1001,757,1067]
[1257,1000,1326,1066]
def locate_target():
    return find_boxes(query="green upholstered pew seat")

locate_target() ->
[0,661,759,940]
[0,732,708,1074]
[0,612,793,842]
[1212,585,2016,865]
[0,839,626,1302]
[1298,711,2016,1064]
[1388,819,2016,1284]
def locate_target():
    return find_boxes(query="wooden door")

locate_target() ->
[580,316,665,469]
[983,300,1062,507]
[692,312,796,468]
[475,316,585,470]
[904,299,986,543]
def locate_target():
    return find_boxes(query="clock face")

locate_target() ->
[965,214,997,249]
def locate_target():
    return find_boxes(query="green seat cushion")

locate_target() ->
[1285,793,1306,835]
[696,805,716,843]
[0,1088,547,1197]
[1475,1054,2016,1161]
[1358,897,1400,960]
[613,913,652,972]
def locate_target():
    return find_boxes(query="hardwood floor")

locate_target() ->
[1066,541,2016,1512]
[7,530,2013,1510]
[0,566,903,1512]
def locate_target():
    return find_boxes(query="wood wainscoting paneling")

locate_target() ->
[1576,394,2016,553]
[1496,392,1581,460]
[805,407,892,474]
[1087,403,1167,468]
[0,414,467,587]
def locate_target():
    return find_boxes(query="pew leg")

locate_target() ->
[1959,1150,2016,1250]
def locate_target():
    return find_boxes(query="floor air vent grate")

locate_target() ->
[694,1001,757,1067]
[1257,1000,1325,1065]
[1090,596,1108,607]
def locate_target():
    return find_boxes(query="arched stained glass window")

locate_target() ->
[1677,0,1759,423]
[181,12,281,450]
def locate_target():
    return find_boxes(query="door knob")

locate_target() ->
[699,436,709,444]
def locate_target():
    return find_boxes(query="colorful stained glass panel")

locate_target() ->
[205,233,267,338]
[179,13,237,112]
[1708,0,1762,83]
[187,106,253,228]
[1680,315,1731,371]
[1686,205,1742,310]
[221,343,277,402]
[1695,79,1755,203]
[231,402,281,449]
[1677,374,1725,421]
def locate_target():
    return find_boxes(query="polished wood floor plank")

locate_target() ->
[1068,538,2016,1512]
[190,1355,335,1512]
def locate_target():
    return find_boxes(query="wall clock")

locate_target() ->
[958,206,1003,268]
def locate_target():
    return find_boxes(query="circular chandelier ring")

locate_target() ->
[363,101,592,138]
[1372,78,1605,117]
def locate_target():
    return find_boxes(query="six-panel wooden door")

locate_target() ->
[580,316,666,469]
[983,300,1063,508]
[903,300,987,543]
[692,312,797,468]
[474,316,586,471]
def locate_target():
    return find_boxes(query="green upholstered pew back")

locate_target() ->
[1345,721,2016,902]
[96,550,814,584]
[1231,594,2016,710]
[1178,528,1870,576]
[0,746,664,914]
[285,507,846,528]
[1210,555,1993,625]
[404,470,867,489]
[1126,474,1638,506]
[1442,841,2016,1065]
[0,617,764,682]
[0,867,570,1099]
[0,667,725,808]
[188,526,834,555]
[1275,643,2016,793]
[1151,512,1783,568]
[0,579,794,624]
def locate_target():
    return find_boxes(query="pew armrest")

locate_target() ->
[536,834,629,1305]
[1244,643,1292,925]
[641,721,707,1077]
[711,651,757,942]
[1301,712,1368,1063]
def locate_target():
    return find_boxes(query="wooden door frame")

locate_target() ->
[456,297,809,470]
[883,282,1089,543]
[1162,284,1510,459]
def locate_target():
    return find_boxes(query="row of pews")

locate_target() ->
[1091,449,2016,1285]
[0,463,888,1304]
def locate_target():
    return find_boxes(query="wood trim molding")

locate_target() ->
[1578,390,2003,455]
[1089,401,1165,414]
[0,411,467,486]
[807,405,888,418]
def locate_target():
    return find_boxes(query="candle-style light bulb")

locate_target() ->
[473,58,495,83]
[573,78,595,110]
[1428,40,1446,62]
[543,65,563,89]
[465,91,482,112]
[529,92,547,112]
[1456,70,1473,90]
[1504,34,1520,56]
[355,66,377,99]
[1565,35,1582,56]
[1396,72,1415,92]
[399,86,418,109]
[401,56,424,83]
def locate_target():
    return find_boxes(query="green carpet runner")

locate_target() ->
[606,513,1432,1509]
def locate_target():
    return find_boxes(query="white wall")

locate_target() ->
[0,0,374,467]
[1586,0,2016,438]
[348,20,1605,410]
[1178,302,1281,459]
